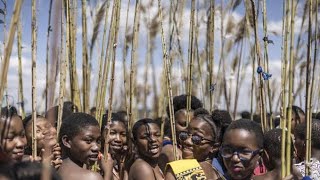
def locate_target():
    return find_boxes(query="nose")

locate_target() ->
[184,135,193,146]
[91,142,100,152]
[114,134,121,142]
[16,136,27,149]
[230,151,241,162]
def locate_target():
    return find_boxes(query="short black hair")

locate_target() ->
[252,114,261,124]
[312,120,320,149]
[59,113,99,146]
[132,118,161,141]
[224,119,264,148]
[166,94,203,118]
[294,119,320,150]
[293,122,306,141]
[263,128,282,159]
[315,112,320,120]
[241,111,251,119]
[193,108,209,117]
[45,101,79,126]
[194,114,221,143]
[22,114,45,129]
[101,112,127,132]
[212,110,232,143]
[1,106,18,118]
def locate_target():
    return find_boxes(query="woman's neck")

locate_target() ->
[68,156,84,168]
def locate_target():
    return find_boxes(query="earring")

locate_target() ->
[259,158,264,173]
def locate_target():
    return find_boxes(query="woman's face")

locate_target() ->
[175,110,188,133]
[135,123,162,161]
[0,115,27,161]
[181,117,217,161]
[64,125,101,166]
[26,118,57,150]
[293,134,305,161]
[222,129,261,180]
[189,118,216,161]
[108,121,127,155]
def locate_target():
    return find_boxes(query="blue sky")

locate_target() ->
[1,0,312,114]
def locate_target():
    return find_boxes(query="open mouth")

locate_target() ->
[88,154,98,161]
[110,144,123,150]
[149,145,160,154]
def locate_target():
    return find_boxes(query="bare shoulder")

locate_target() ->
[84,171,104,180]
[129,159,155,180]
[58,162,103,180]
[160,145,181,160]
[252,174,270,180]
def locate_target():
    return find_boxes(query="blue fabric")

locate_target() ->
[212,156,230,179]
[212,158,225,176]
[163,140,173,147]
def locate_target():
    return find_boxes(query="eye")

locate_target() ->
[191,135,203,144]
[85,139,93,144]
[5,136,14,141]
[110,131,116,135]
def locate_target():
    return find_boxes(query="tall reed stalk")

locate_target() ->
[122,0,131,118]
[66,0,81,111]
[31,0,37,159]
[17,20,25,119]
[280,0,289,176]
[186,0,195,125]
[45,0,53,112]
[0,0,23,108]
[208,0,215,112]
[305,0,313,175]
[57,0,68,135]
[95,1,110,125]
[286,0,296,175]
[81,0,89,113]
[104,0,121,158]
[158,0,178,160]
[129,0,141,130]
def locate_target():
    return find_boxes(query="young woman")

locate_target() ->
[57,113,112,180]
[166,113,224,179]
[129,118,163,180]
[0,106,27,162]
[23,115,62,168]
[294,119,320,179]
[220,119,264,180]
[159,94,203,171]
[101,113,129,180]
[253,128,301,180]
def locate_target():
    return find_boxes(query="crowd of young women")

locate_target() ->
[0,95,319,180]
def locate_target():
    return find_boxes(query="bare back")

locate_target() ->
[58,158,103,180]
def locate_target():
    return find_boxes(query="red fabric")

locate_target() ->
[253,162,267,175]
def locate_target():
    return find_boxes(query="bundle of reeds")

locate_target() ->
[104,0,121,158]
[0,0,23,108]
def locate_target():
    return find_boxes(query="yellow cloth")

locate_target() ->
[166,159,206,180]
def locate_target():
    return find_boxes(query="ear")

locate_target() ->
[62,135,72,149]
[210,142,220,153]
